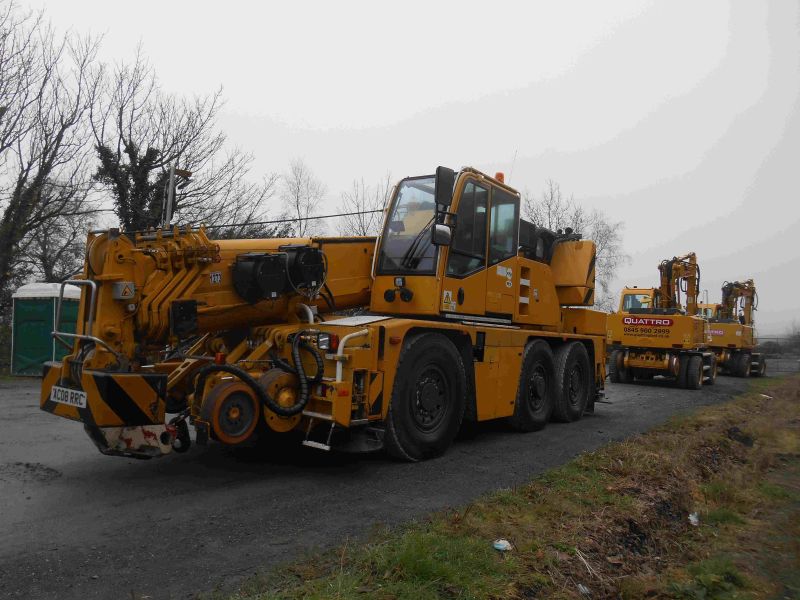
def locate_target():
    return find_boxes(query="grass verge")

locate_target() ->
[220,375,800,600]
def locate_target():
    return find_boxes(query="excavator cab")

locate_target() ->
[696,303,721,320]
[619,288,656,312]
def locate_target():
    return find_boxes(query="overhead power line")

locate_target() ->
[202,209,384,230]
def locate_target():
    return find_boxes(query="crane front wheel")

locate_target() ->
[384,333,466,461]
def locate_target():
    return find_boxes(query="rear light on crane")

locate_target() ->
[317,332,339,351]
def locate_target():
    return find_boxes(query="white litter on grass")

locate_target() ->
[493,539,513,552]
[577,583,591,595]
[688,512,700,526]
[760,394,773,400]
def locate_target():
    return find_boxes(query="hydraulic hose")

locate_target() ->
[290,333,324,415]
[272,331,325,386]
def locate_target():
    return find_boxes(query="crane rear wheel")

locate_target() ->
[552,342,592,422]
[508,340,555,432]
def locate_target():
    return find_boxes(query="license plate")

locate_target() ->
[50,385,87,409]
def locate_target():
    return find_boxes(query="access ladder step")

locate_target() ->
[301,440,332,451]
[302,410,334,421]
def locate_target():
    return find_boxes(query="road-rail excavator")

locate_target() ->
[40,166,607,460]
[698,279,766,377]
[606,252,716,388]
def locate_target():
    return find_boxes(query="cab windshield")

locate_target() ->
[622,293,652,311]
[377,176,438,274]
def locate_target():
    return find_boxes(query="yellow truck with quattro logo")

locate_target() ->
[698,279,765,377]
[606,253,716,389]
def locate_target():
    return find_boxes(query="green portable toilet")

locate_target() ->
[11,283,81,376]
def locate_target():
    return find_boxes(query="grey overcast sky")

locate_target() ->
[34,0,800,333]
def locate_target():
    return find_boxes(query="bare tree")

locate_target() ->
[281,158,326,237]
[336,173,391,236]
[91,48,278,232]
[17,190,99,281]
[523,180,627,311]
[0,3,100,306]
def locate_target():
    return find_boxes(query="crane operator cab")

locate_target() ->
[370,166,598,327]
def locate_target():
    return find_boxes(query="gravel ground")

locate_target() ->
[0,375,753,599]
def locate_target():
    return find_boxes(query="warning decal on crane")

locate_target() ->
[112,281,136,300]
[442,290,456,311]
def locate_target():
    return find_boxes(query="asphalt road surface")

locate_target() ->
[0,375,753,599]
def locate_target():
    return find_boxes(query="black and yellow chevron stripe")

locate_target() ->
[40,362,166,428]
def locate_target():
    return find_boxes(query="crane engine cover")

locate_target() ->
[232,253,287,303]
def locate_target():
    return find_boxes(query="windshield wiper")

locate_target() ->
[400,217,435,269]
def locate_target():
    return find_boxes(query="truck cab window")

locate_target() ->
[623,293,652,310]
[489,188,519,265]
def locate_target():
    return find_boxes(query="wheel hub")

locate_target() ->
[412,368,448,430]
[419,381,441,412]
[218,393,255,437]
[528,366,547,409]
[568,366,584,405]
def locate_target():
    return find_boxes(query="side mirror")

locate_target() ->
[431,223,452,246]
[434,166,455,208]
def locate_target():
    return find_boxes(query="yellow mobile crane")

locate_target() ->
[701,279,765,377]
[40,166,607,460]
[606,253,716,389]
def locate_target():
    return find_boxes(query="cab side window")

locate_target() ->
[489,188,519,265]
[446,181,488,277]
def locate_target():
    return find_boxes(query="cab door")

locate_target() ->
[485,186,520,317]
[440,179,488,316]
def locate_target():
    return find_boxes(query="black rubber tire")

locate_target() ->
[736,352,752,378]
[608,350,632,384]
[676,355,689,388]
[608,350,622,383]
[705,355,717,386]
[384,333,466,461]
[686,355,703,390]
[508,340,555,432]
[552,342,593,423]
[750,356,767,377]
